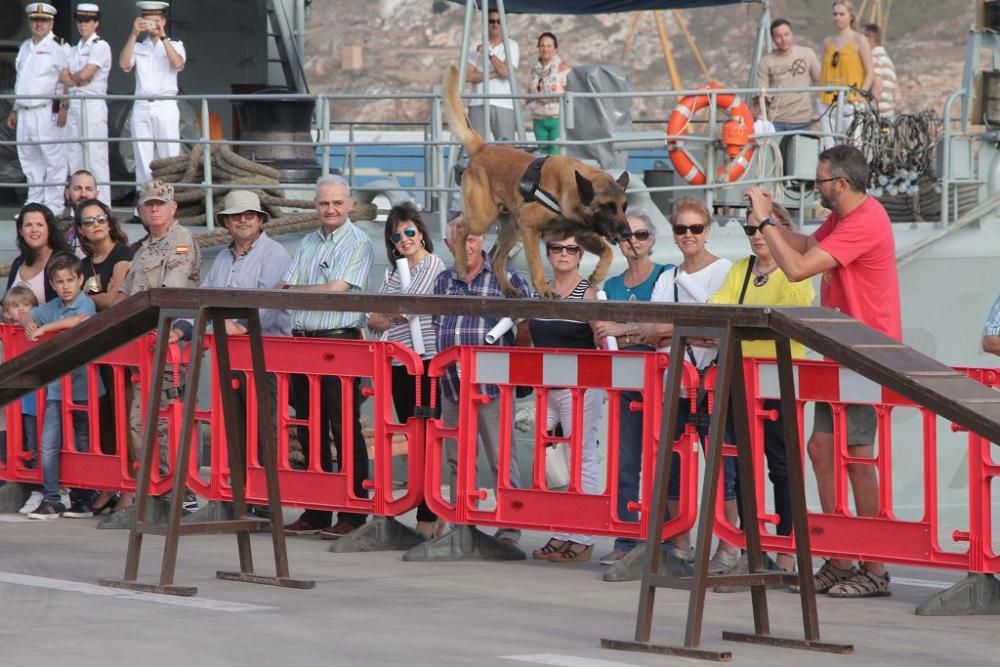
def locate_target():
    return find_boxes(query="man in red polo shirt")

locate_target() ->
[746,144,900,598]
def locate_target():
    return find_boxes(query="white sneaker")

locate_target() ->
[19,490,44,515]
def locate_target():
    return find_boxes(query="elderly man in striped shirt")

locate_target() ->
[279,174,374,538]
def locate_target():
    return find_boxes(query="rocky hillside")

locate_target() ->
[305,0,973,125]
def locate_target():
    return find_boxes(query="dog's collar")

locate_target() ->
[519,156,562,215]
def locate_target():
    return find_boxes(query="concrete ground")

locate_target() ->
[0,508,995,667]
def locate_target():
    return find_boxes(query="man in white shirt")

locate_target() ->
[755,19,821,133]
[862,23,897,119]
[466,9,519,145]
[61,3,112,207]
[119,1,186,191]
[6,3,70,213]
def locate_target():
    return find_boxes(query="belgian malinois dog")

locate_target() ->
[442,65,631,297]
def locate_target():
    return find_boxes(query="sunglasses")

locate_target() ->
[80,214,109,227]
[627,229,651,241]
[547,243,581,256]
[390,227,418,244]
[488,19,500,25]
[831,51,840,68]
[672,224,706,236]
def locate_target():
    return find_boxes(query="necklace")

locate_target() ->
[752,262,778,288]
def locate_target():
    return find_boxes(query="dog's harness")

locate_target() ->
[518,157,562,214]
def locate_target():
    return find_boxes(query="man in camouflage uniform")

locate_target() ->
[115,179,200,500]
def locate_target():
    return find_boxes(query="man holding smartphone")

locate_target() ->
[746,144,900,599]
[119,1,185,195]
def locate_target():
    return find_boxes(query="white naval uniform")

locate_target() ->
[14,32,70,212]
[124,36,185,187]
[66,33,112,204]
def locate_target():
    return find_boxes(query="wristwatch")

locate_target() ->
[758,217,777,231]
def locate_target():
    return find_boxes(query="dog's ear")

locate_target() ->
[575,171,595,205]
[616,171,630,189]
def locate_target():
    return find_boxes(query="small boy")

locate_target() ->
[2,285,43,512]
[23,253,105,520]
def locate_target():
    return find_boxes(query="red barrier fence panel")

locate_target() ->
[203,336,426,517]
[0,324,183,496]
[422,345,704,541]
[708,357,1000,574]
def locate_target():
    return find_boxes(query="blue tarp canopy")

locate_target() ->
[447,1,756,13]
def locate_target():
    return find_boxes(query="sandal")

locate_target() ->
[547,541,593,563]
[789,559,857,594]
[532,538,566,560]
[827,568,891,598]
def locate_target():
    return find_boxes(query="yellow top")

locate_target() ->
[819,41,864,105]
[707,255,815,359]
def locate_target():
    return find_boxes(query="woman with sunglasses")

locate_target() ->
[707,203,814,580]
[74,198,133,311]
[528,32,571,155]
[643,197,740,573]
[74,197,134,514]
[819,1,873,146]
[367,202,446,539]
[527,235,601,563]
[592,211,673,566]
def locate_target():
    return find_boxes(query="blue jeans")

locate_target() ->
[613,390,644,552]
[773,120,812,133]
[23,414,38,469]
[41,401,90,503]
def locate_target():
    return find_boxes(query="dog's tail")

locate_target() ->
[442,65,485,155]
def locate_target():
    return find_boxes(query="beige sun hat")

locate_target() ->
[215,190,269,226]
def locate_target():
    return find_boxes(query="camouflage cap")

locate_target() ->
[137,179,174,206]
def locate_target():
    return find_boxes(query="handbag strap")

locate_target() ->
[737,255,756,305]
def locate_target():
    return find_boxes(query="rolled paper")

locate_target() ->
[674,271,710,303]
[596,290,618,351]
[484,317,515,345]
[395,258,426,355]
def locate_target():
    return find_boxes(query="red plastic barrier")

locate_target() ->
[709,358,1000,574]
[199,336,426,517]
[0,324,183,496]
[421,345,704,541]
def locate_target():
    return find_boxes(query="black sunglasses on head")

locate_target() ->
[390,227,418,244]
[672,224,705,235]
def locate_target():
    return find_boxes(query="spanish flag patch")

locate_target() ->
[175,245,189,255]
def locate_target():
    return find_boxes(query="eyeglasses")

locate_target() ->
[488,19,500,25]
[831,51,840,68]
[814,176,842,184]
[547,243,581,256]
[390,227,418,244]
[621,229,652,242]
[672,224,706,236]
[80,214,109,227]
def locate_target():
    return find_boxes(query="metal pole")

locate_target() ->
[431,86,448,237]
[201,98,214,230]
[347,122,355,187]
[320,96,331,177]
[80,99,91,171]
[705,90,717,211]
[480,1,491,142]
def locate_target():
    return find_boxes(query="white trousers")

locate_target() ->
[16,105,67,213]
[130,99,180,187]
[66,97,110,205]
[546,387,604,546]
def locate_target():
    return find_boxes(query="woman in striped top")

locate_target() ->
[527,235,602,563]
[367,202,446,539]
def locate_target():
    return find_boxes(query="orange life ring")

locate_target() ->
[666,86,756,186]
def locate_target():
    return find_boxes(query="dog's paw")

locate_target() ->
[535,288,558,300]
[503,287,525,299]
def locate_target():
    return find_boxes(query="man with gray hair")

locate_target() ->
[279,174,374,538]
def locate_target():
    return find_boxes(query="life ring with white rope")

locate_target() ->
[666,85,756,186]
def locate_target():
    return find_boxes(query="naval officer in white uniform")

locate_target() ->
[6,3,70,213]
[61,3,112,206]
[119,1,186,191]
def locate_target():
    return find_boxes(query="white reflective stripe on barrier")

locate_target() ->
[611,355,645,390]
[543,354,578,387]
[757,362,799,399]
[475,351,511,385]
[838,368,884,404]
